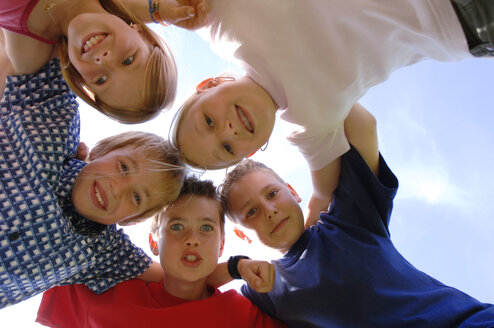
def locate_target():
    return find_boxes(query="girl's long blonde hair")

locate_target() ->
[59,0,177,124]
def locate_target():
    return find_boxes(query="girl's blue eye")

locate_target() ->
[96,76,107,85]
[133,192,141,205]
[224,143,233,155]
[122,55,135,66]
[170,224,183,231]
[205,115,214,128]
[201,224,213,232]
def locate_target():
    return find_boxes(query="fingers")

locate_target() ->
[240,261,275,293]
[75,142,89,162]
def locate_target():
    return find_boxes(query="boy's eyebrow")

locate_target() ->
[237,184,276,213]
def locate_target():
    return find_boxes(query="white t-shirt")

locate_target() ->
[206,0,470,170]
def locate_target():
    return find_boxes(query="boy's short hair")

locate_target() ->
[218,159,284,223]
[151,176,225,236]
[91,131,186,224]
[59,0,177,124]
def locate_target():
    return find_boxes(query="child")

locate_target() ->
[217,103,494,327]
[0,0,208,123]
[170,0,493,224]
[36,176,287,328]
[0,57,186,308]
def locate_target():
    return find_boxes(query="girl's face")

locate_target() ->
[177,77,277,168]
[67,13,152,111]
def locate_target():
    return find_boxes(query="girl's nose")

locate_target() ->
[95,50,111,64]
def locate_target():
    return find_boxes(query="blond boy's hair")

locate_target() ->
[151,176,225,236]
[91,131,186,224]
[218,159,283,223]
[59,0,177,124]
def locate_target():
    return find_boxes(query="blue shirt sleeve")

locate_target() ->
[322,145,398,238]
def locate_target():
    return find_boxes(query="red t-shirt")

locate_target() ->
[36,280,287,328]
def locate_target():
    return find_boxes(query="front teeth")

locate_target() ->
[83,34,104,53]
[185,255,198,262]
[237,107,253,133]
[95,186,104,208]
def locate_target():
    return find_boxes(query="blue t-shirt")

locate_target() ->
[242,146,494,327]
[0,59,152,308]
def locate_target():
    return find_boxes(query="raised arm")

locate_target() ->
[1,29,54,76]
[122,0,209,30]
[305,103,378,227]
[343,102,379,175]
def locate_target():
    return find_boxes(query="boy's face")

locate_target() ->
[157,195,224,284]
[67,13,151,111]
[227,170,305,253]
[177,77,277,168]
[72,146,166,225]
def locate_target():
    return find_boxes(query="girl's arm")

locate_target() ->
[2,29,54,75]
[122,0,209,31]
[305,103,378,227]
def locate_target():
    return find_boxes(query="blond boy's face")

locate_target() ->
[177,77,277,168]
[67,13,151,110]
[72,146,167,225]
[157,195,224,284]
[228,170,305,253]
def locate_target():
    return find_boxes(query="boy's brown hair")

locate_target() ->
[151,176,225,236]
[218,159,283,223]
[59,0,177,124]
[91,131,186,224]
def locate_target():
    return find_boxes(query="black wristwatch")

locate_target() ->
[227,255,251,279]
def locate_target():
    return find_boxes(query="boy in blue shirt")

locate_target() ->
[219,103,494,327]
[0,58,185,308]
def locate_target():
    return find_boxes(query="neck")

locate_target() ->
[162,275,211,301]
[43,0,106,35]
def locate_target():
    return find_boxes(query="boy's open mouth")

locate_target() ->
[82,33,108,54]
[182,252,203,267]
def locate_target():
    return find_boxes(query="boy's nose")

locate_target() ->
[185,231,200,247]
[267,208,278,220]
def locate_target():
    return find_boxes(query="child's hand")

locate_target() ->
[160,0,209,31]
[75,142,90,162]
[304,193,331,228]
[238,259,275,293]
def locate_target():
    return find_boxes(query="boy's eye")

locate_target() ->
[268,190,278,199]
[170,224,183,231]
[122,54,135,66]
[223,143,233,155]
[205,115,214,128]
[246,208,257,218]
[133,192,141,205]
[95,75,107,85]
[200,224,213,232]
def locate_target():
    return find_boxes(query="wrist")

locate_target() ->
[227,255,250,279]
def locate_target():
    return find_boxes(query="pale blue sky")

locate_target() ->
[2,24,494,327]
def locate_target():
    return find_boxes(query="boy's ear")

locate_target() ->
[286,183,302,203]
[233,227,252,244]
[219,236,225,257]
[149,233,159,256]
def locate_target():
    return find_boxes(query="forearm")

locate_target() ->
[136,261,164,282]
